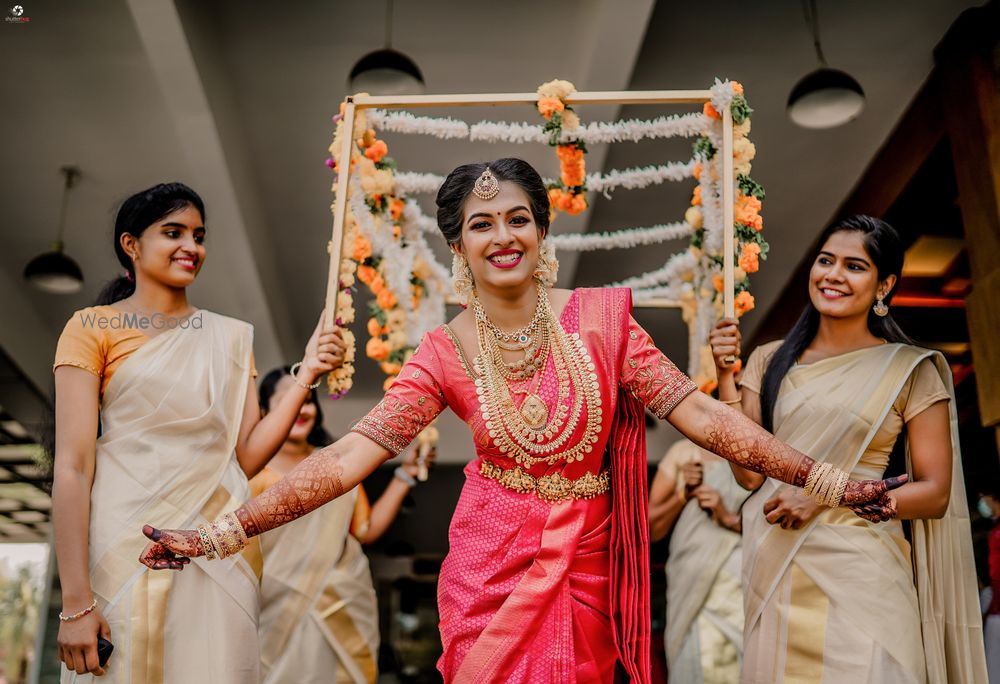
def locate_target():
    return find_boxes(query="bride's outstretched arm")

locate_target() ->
[139,433,390,569]
[666,390,906,506]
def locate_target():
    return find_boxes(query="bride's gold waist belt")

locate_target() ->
[479,460,610,504]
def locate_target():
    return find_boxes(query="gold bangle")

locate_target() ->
[196,525,217,560]
[720,395,743,406]
[829,470,849,507]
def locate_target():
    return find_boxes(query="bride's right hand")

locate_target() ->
[138,525,201,570]
[709,317,741,375]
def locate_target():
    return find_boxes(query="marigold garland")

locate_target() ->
[537,80,588,218]
[684,80,769,319]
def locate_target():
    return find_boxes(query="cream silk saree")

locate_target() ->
[740,343,987,683]
[63,312,261,684]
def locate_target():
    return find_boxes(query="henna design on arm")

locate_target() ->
[235,447,346,537]
[704,404,815,486]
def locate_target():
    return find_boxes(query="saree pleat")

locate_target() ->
[665,449,749,682]
[254,475,379,684]
[62,311,259,684]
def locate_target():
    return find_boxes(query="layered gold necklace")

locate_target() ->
[472,287,602,467]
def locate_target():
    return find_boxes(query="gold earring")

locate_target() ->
[873,295,889,317]
[533,240,559,288]
[451,252,475,305]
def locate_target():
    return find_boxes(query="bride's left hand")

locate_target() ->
[138,525,202,570]
[842,474,907,506]
[848,492,899,522]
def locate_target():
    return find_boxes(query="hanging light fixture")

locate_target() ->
[348,0,424,96]
[24,166,84,294]
[787,0,865,129]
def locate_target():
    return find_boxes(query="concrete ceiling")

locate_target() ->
[0,0,980,461]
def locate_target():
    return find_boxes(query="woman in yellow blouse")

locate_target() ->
[51,182,344,682]
[710,215,987,682]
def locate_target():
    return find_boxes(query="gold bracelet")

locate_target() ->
[720,395,743,406]
[59,597,98,622]
[289,362,320,390]
[815,467,837,507]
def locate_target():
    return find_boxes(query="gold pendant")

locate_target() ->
[520,394,549,429]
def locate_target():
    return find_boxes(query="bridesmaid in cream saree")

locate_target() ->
[711,215,987,683]
[251,366,432,683]
[51,183,344,682]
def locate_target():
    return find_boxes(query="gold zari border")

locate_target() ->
[479,461,609,504]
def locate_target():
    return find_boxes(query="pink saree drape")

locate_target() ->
[352,288,696,683]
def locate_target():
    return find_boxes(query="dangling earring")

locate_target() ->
[533,240,559,288]
[873,294,889,317]
[451,252,475,306]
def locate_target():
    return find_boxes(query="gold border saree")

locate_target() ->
[62,311,260,684]
[740,343,986,683]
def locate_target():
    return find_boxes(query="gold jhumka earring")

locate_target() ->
[452,252,475,306]
[873,294,889,317]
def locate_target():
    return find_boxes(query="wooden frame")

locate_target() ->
[326,90,735,325]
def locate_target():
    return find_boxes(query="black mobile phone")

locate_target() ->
[97,637,114,668]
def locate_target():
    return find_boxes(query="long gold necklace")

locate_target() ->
[472,288,603,467]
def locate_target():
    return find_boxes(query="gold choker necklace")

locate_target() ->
[472,289,602,467]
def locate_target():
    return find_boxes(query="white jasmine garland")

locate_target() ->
[367,110,469,139]
[395,160,696,197]
[549,221,693,251]
[608,250,697,289]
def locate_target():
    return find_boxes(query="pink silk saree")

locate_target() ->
[352,288,696,683]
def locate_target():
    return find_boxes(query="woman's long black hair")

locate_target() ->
[95,183,205,305]
[758,215,912,432]
[258,366,334,448]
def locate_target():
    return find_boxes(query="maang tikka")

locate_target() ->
[473,168,500,201]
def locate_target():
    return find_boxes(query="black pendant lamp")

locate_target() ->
[349,0,424,96]
[24,166,84,294]
[787,0,865,129]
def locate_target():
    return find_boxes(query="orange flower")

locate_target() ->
[389,198,405,220]
[704,102,721,120]
[383,376,396,391]
[357,264,376,285]
[731,358,743,374]
[358,128,377,148]
[692,161,702,180]
[556,144,583,164]
[712,273,724,292]
[366,318,383,337]
[370,275,385,295]
[692,186,703,206]
[567,193,588,215]
[351,235,372,262]
[547,188,564,206]
[392,224,402,240]
[735,195,763,231]
[731,81,744,95]
[365,337,390,361]
[735,290,755,316]
[376,287,397,310]
[364,139,388,162]
[380,361,402,376]
[699,380,718,394]
[537,96,565,120]
[561,161,586,188]
[738,242,761,274]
